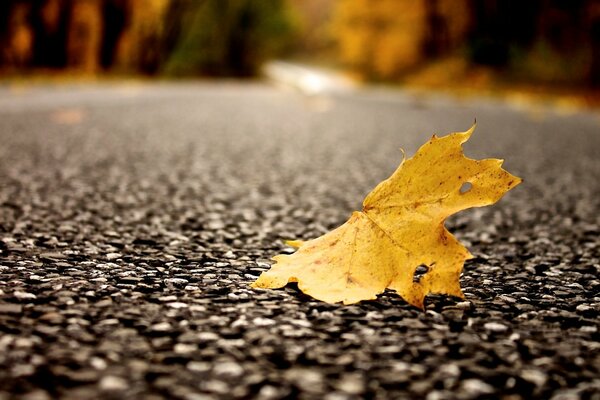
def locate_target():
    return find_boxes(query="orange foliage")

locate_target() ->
[6,4,34,67]
[67,0,103,72]
[333,0,469,79]
[114,0,171,71]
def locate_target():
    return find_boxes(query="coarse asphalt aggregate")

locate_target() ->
[0,82,598,399]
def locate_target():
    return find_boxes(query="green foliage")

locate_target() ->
[164,0,297,77]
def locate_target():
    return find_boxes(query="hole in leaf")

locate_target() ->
[413,264,429,283]
[460,182,472,194]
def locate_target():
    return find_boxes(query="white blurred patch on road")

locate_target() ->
[263,61,356,96]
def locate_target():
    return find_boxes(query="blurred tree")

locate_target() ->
[67,0,103,72]
[0,0,297,76]
[591,7,600,87]
[1,0,597,86]
[2,2,34,68]
[31,0,69,68]
[333,0,469,79]
[164,0,297,76]
[424,0,471,58]
[288,0,334,59]
[112,0,171,74]
[333,0,599,86]
[467,0,597,84]
[334,0,402,78]
[100,0,128,70]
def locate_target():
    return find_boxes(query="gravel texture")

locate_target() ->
[0,82,598,400]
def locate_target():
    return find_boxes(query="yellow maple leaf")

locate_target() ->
[252,125,522,307]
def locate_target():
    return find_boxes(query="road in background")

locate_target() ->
[0,81,598,399]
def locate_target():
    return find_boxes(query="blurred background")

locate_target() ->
[0,0,599,97]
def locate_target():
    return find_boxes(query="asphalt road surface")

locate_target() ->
[0,81,598,400]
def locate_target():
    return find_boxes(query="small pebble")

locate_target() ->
[484,322,509,333]
[99,376,128,391]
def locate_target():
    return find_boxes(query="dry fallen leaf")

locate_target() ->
[252,124,522,307]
